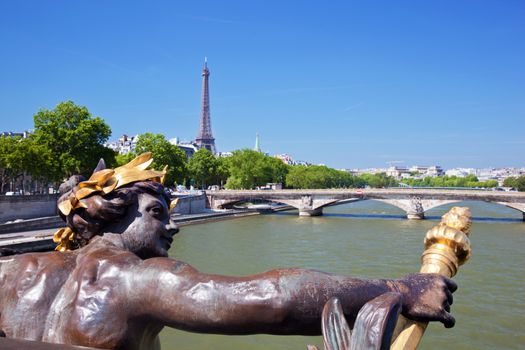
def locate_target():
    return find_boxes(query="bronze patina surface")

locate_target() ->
[0,154,457,350]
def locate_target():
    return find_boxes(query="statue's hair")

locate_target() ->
[58,178,169,247]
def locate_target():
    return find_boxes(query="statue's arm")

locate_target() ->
[127,258,454,335]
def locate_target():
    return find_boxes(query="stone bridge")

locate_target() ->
[206,189,525,220]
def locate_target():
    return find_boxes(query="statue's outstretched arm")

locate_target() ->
[128,258,455,335]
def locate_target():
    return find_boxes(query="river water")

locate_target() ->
[161,200,525,349]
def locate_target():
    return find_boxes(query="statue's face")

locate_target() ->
[117,192,179,258]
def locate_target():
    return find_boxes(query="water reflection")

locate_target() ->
[273,211,407,220]
[273,211,523,223]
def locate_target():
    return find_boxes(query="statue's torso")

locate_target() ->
[0,242,162,350]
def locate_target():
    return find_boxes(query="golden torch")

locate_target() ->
[390,206,473,350]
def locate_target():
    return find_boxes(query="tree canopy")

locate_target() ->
[31,101,115,181]
[0,136,25,192]
[187,148,220,189]
[285,166,397,189]
[503,176,525,191]
[401,175,498,189]
[127,133,187,187]
[223,149,289,189]
[1,136,53,192]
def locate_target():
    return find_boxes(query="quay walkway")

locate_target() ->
[0,210,260,254]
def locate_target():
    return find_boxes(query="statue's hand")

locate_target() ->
[395,273,457,328]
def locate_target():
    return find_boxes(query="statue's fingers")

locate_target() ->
[441,311,455,328]
[445,289,454,306]
[444,277,458,293]
[444,301,450,313]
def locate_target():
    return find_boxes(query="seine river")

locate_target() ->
[161,200,525,349]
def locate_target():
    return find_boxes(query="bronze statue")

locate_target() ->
[0,153,457,350]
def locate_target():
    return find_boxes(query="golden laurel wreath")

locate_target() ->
[53,152,175,251]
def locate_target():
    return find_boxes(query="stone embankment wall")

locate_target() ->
[0,193,206,226]
[0,194,59,223]
[171,194,206,215]
[0,216,63,234]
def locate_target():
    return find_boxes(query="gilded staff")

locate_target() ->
[390,206,472,349]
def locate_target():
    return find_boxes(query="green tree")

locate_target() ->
[263,156,289,185]
[305,166,335,188]
[12,137,54,193]
[286,165,359,189]
[32,101,115,182]
[187,148,219,189]
[0,136,21,192]
[285,165,308,188]
[504,176,525,191]
[115,152,135,166]
[214,157,231,188]
[0,136,52,193]
[478,180,498,188]
[132,133,187,187]
[357,173,398,188]
[224,149,280,189]
[400,175,497,189]
[352,175,367,188]
[464,174,479,182]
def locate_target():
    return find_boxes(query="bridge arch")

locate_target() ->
[371,198,461,219]
[209,197,281,209]
[207,195,342,216]
[206,190,525,221]
[312,198,525,220]
[494,201,525,220]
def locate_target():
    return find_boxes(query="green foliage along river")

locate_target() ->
[161,200,525,349]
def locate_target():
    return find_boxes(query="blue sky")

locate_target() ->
[0,1,523,169]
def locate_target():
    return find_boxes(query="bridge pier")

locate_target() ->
[275,196,336,217]
[299,208,323,217]
[407,212,425,220]
[375,198,462,220]
[375,198,426,220]
[298,195,323,216]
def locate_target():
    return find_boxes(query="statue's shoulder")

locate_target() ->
[0,251,75,300]
[1,250,74,273]
[142,257,195,276]
[72,242,195,285]
[143,257,192,273]
[75,242,142,271]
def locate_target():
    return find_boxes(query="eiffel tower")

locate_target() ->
[194,57,216,154]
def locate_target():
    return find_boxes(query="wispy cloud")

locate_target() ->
[377,154,486,162]
[264,85,351,95]
[183,15,247,25]
[502,140,525,145]
[344,101,365,111]
[49,46,137,75]
[263,82,394,97]
[263,134,524,147]
[264,139,390,145]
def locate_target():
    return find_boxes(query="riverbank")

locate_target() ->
[0,209,262,254]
